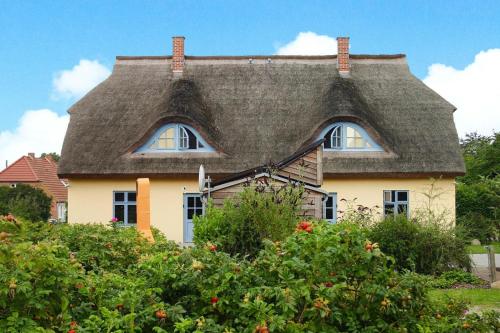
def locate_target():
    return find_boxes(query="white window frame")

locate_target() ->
[320,122,383,151]
[113,191,137,225]
[56,202,67,222]
[323,192,337,223]
[383,190,409,218]
[137,124,213,153]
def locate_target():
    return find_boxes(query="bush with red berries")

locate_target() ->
[1,216,499,332]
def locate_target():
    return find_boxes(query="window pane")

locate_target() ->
[165,127,175,139]
[346,127,366,148]
[384,191,392,203]
[114,192,125,202]
[114,205,124,222]
[323,128,333,149]
[397,204,408,215]
[195,197,202,207]
[198,141,204,148]
[347,137,366,148]
[185,127,198,149]
[157,138,175,149]
[127,205,137,224]
[331,126,342,148]
[179,127,189,149]
[384,204,394,216]
[326,209,333,220]
[127,192,136,202]
[397,191,408,202]
[326,196,333,207]
[195,208,203,217]
[188,208,195,219]
[188,197,194,207]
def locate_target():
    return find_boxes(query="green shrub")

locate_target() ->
[457,212,499,244]
[429,270,487,289]
[193,180,305,258]
[0,239,84,332]
[0,184,52,221]
[368,215,471,275]
[1,215,499,332]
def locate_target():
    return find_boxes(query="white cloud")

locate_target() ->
[0,109,69,166]
[276,32,338,55]
[52,59,110,99]
[423,49,500,137]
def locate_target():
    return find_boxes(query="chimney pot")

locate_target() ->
[337,37,350,76]
[171,36,185,75]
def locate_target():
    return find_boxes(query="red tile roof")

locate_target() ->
[0,155,67,202]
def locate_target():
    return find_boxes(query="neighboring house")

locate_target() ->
[59,36,465,244]
[0,153,68,221]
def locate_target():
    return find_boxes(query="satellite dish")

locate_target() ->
[198,165,206,192]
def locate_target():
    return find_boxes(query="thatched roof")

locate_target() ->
[59,55,465,179]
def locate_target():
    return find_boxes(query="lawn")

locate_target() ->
[467,241,500,254]
[429,288,500,311]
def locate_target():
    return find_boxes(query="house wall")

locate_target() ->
[68,177,456,244]
[322,177,456,226]
[68,178,198,243]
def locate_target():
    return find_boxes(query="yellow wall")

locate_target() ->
[68,178,198,243]
[68,177,456,243]
[322,177,456,225]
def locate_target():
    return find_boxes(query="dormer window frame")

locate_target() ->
[320,122,383,152]
[136,123,214,153]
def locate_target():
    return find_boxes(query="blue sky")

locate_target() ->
[0,0,499,163]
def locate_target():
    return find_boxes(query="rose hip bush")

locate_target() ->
[1,216,498,332]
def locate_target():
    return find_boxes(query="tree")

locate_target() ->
[0,184,52,221]
[459,132,499,183]
[40,152,61,162]
[456,132,500,242]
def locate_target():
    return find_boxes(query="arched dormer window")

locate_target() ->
[320,122,382,151]
[137,124,214,152]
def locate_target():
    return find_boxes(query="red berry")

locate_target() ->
[211,296,219,304]
[324,282,333,288]
[209,244,217,252]
[155,310,167,319]
[70,321,77,328]
[68,330,77,333]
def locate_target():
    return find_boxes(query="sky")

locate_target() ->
[0,0,499,165]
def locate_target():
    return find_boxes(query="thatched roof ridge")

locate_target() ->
[59,54,465,179]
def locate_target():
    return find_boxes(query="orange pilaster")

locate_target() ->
[136,178,154,242]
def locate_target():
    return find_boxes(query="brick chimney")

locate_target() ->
[171,36,185,75]
[337,37,350,76]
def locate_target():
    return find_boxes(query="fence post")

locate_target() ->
[485,245,496,283]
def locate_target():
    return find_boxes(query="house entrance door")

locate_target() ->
[183,194,203,243]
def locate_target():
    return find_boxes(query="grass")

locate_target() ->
[467,241,500,254]
[429,289,500,310]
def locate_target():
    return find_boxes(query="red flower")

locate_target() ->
[68,330,77,333]
[209,244,217,252]
[295,221,313,233]
[211,296,219,304]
